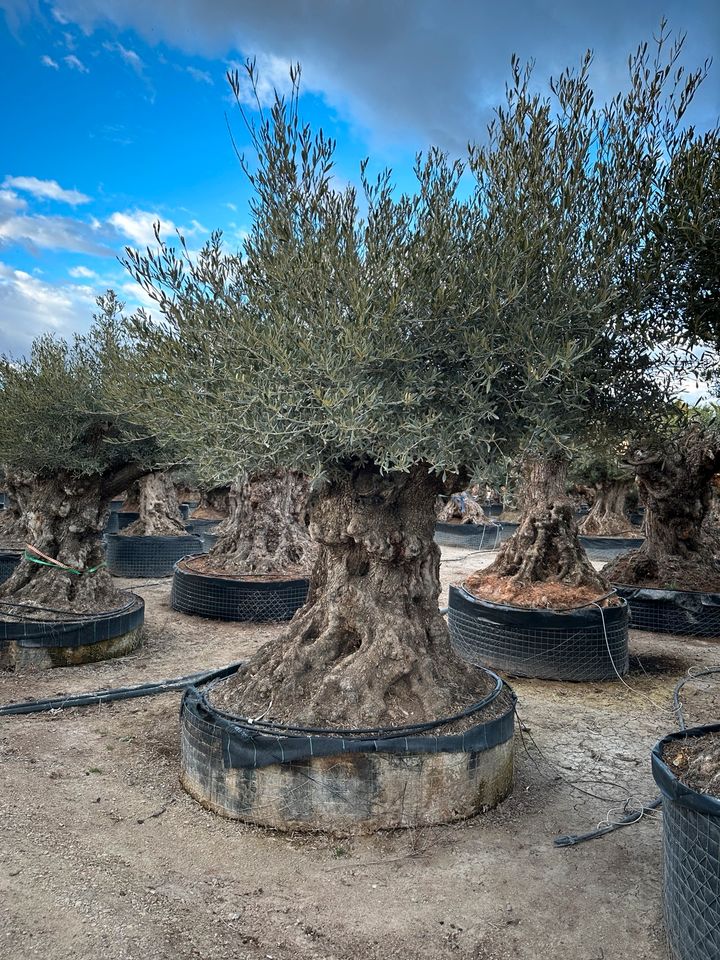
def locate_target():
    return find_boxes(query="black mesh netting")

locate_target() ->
[0,551,21,586]
[106,534,203,578]
[434,521,503,550]
[652,726,720,960]
[171,561,309,622]
[447,585,629,681]
[614,586,720,639]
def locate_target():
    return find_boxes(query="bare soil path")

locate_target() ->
[1,548,718,960]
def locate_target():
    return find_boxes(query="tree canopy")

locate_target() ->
[0,292,170,486]
[119,31,712,484]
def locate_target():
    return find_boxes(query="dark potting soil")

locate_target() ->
[663,732,720,798]
[462,572,621,611]
[178,555,309,582]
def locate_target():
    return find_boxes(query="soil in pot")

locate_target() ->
[663,732,720,797]
[176,554,307,582]
[463,572,620,611]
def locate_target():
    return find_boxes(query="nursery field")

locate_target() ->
[1,547,717,960]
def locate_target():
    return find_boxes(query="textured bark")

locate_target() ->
[482,457,607,592]
[0,471,32,548]
[0,471,129,616]
[605,432,720,590]
[191,486,230,521]
[437,492,494,525]
[579,479,635,536]
[206,471,315,575]
[210,462,489,727]
[121,472,186,537]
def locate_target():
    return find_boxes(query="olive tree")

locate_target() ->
[0,295,172,615]
[119,37,708,724]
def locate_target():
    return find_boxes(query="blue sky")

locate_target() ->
[0,1,718,357]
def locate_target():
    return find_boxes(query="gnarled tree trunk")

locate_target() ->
[479,456,606,592]
[604,432,720,591]
[191,485,230,521]
[579,479,635,537]
[0,465,145,616]
[121,472,186,537]
[437,491,494,525]
[206,470,315,575]
[0,470,32,548]
[210,462,488,727]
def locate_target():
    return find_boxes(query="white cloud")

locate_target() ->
[3,175,91,206]
[0,260,98,355]
[186,65,213,85]
[64,54,89,73]
[103,40,145,76]
[41,55,59,69]
[227,53,294,108]
[68,265,97,278]
[0,190,27,218]
[108,209,176,248]
[0,213,111,256]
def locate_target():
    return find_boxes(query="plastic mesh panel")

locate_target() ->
[0,551,21,586]
[614,586,720,639]
[106,534,203,578]
[447,586,629,681]
[662,796,720,960]
[434,522,503,550]
[171,562,309,622]
[652,729,720,960]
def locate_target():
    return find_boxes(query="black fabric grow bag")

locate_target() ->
[0,550,21,585]
[447,585,629,681]
[614,585,720,638]
[184,519,220,549]
[182,664,515,769]
[578,536,645,562]
[434,521,502,550]
[652,725,720,960]
[0,594,144,650]
[482,503,504,517]
[106,534,203,578]
[171,559,309,622]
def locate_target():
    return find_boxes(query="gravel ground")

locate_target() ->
[1,546,719,960]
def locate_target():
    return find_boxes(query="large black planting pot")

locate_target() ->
[180,664,516,834]
[434,521,502,550]
[171,558,309,622]
[0,550,22,586]
[184,519,221,550]
[651,725,720,960]
[104,511,140,534]
[0,594,144,670]
[614,585,720,638]
[106,533,203,578]
[448,585,629,681]
[578,535,645,563]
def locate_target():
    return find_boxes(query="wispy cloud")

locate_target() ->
[68,265,97,279]
[226,53,294,108]
[64,54,89,73]
[40,55,59,70]
[186,65,213,85]
[103,40,145,77]
[108,208,207,248]
[0,214,110,256]
[3,175,91,205]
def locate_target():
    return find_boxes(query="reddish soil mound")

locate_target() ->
[462,572,620,611]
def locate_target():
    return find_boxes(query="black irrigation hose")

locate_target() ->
[0,660,244,717]
[673,667,720,732]
[554,798,663,847]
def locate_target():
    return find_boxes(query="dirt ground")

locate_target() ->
[2,546,719,960]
